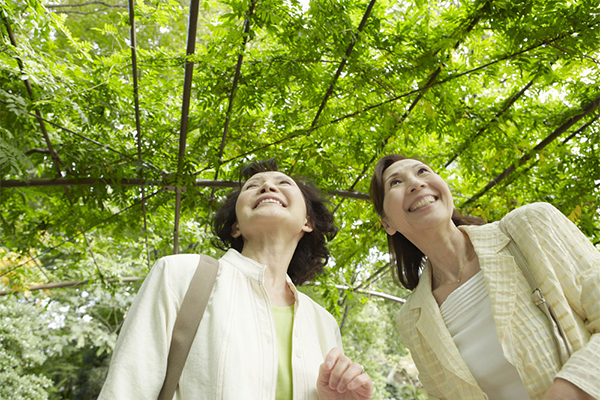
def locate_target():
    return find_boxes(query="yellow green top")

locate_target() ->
[272,305,294,400]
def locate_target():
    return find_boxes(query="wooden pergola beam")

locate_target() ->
[1,177,371,200]
[174,0,201,254]
[127,0,151,269]
[0,177,236,188]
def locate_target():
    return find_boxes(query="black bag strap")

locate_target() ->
[158,254,219,400]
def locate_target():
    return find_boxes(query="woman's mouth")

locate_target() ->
[409,195,437,212]
[254,198,284,208]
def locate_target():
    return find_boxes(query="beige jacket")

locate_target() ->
[99,249,342,400]
[396,203,600,399]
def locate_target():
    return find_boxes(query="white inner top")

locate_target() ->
[440,271,530,400]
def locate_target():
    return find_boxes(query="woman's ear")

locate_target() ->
[381,218,397,236]
[301,217,314,233]
[231,222,242,238]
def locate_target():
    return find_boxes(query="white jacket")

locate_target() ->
[99,249,343,400]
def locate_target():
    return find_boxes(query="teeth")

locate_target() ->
[258,198,283,207]
[409,196,436,212]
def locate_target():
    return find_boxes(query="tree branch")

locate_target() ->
[463,94,600,206]
[0,277,143,296]
[2,14,107,282]
[215,0,258,179]
[306,281,405,303]
[126,0,150,270]
[445,76,538,167]
[0,277,407,303]
[309,0,377,131]
[46,2,126,8]
[51,10,111,15]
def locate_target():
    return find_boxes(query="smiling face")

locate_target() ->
[232,171,313,240]
[381,159,454,240]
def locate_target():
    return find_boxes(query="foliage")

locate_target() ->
[0,298,53,400]
[0,283,137,399]
[1,0,599,398]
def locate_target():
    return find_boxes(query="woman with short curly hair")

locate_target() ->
[213,158,337,286]
[99,159,374,400]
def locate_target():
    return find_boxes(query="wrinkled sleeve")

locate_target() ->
[98,257,183,400]
[508,203,600,398]
[334,318,343,350]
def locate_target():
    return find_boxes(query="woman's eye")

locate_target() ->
[280,180,292,185]
[389,179,401,187]
[417,167,428,174]
[245,183,257,189]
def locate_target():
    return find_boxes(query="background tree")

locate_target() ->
[1,0,598,398]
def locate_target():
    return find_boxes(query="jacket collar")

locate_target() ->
[408,223,510,310]
[221,248,299,302]
[408,222,515,385]
[460,222,510,256]
[222,248,267,282]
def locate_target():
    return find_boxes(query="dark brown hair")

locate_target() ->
[370,154,485,290]
[213,159,338,285]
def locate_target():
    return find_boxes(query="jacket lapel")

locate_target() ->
[408,223,518,387]
[411,263,479,387]
[461,223,518,363]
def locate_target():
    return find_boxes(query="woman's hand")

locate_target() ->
[317,348,374,400]
[541,378,594,400]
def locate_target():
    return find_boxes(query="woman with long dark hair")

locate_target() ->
[370,154,599,400]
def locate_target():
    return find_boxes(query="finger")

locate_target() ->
[317,347,343,388]
[317,360,332,388]
[335,362,364,392]
[327,354,352,391]
[347,372,374,393]
[323,347,343,370]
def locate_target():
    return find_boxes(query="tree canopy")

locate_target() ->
[1,0,599,398]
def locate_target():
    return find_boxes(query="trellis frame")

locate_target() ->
[1,0,599,300]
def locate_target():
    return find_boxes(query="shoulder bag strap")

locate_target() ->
[158,254,219,400]
[498,219,573,366]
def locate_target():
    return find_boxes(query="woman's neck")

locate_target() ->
[241,236,297,306]
[409,222,474,279]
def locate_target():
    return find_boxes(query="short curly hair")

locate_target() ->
[212,159,338,285]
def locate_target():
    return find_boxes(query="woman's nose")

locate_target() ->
[259,181,278,193]
[408,177,426,192]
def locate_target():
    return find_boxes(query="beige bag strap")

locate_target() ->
[499,220,573,366]
[158,254,219,400]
